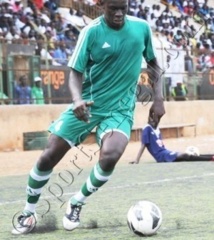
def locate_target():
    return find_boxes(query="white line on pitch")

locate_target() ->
[1,172,214,206]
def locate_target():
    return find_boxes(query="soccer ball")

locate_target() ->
[185,146,200,156]
[127,200,162,236]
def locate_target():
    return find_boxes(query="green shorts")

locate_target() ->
[48,105,133,146]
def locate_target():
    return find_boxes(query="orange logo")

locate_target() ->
[41,71,65,89]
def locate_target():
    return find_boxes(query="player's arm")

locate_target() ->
[69,68,83,103]
[143,22,165,124]
[129,143,146,164]
[147,58,165,124]
[69,68,93,123]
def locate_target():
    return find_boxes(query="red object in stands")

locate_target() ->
[33,0,43,9]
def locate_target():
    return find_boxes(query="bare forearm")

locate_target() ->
[147,58,163,99]
[69,69,83,102]
[134,144,146,163]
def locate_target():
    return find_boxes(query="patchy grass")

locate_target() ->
[1,161,214,239]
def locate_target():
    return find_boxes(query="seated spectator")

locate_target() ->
[205,18,214,33]
[137,5,147,20]
[52,41,68,65]
[28,29,37,43]
[44,0,59,20]
[148,13,157,31]
[63,29,77,55]
[38,18,48,35]
[5,26,20,43]
[155,17,164,32]
[197,0,205,8]
[44,29,56,51]
[20,15,34,36]
[35,38,61,66]
[12,0,23,14]
[183,0,194,15]
[153,4,162,18]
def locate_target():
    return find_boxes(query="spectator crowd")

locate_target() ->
[0,0,213,69]
[0,0,213,104]
[128,0,214,72]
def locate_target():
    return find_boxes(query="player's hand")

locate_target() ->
[72,100,94,123]
[129,161,139,164]
[149,97,165,126]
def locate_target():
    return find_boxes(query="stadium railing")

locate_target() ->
[59,0,102,19]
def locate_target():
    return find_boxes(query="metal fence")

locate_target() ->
[0,38,213,105]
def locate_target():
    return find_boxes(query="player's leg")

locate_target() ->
[175,153,214,162]
[63,113,131,231]
[63,131,129,230]
[12,135,71,235]
[12,107,97,235]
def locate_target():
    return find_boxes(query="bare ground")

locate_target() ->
[1,135,214,177]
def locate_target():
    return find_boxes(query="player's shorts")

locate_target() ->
[48,105,133,146]
[155,149,178,162]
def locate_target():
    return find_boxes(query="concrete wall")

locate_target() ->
[1,100,214,151]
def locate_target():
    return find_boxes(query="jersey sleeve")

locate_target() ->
[67,26,94,73]
[142,23,156,62]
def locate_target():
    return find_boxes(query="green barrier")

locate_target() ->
[23,131,49,151]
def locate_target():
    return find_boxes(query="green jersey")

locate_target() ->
[0,92,8,99]
[68,15,156,116]
[32,86,44,104]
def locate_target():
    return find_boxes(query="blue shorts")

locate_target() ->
[155,149,178,162]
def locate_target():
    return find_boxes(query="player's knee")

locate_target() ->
[100,147,123,170]
[37,149,60,171]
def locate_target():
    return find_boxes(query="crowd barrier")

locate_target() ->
[0,100,214,151]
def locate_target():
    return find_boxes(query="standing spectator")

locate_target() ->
[171,82,188,101]
[31,76,45,104]
[14,75,32,104]
[0,90,9,104]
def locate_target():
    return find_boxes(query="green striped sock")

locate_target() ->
[26,164,52,204]
[71,163,113,205]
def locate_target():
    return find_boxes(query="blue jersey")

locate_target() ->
[14,85,31,104]
[141,124,178,162]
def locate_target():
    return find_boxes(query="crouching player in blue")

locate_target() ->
[130,117,214,164]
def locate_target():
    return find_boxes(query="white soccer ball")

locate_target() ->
[127,200,162,236]
[185,146,200,156]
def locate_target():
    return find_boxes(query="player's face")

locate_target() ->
[148,116,159,129]
[103,0,128,30]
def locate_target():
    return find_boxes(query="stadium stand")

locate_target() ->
[0,0,213,103]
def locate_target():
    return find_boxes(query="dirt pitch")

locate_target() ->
[1,135,214,177]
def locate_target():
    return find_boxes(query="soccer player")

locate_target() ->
[129,117,214,164]
[12,0,165,234]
